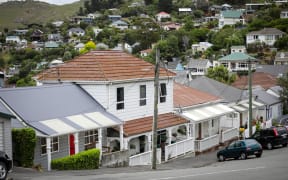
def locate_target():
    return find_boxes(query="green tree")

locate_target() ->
[277,72,288,114]
[274,35,288,50]
[158,0,173,13]
[80,41,96,54]
[206,65,236,84]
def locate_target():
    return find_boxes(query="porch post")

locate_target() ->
[167,128,172,145]
[148,133,152,151]
[120,124,124,150]
[46,137,51,171]
[98,128,103,160]
[123,137,129,150]
[186,123,190,138]
[74,132,79,154]
[193,123,196,138]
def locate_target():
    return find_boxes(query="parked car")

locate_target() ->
[250,126,288,150]
[217,139,262,162]
[0,151,12,180]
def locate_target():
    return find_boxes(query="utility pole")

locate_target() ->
[248,58,253,137]
[152,48,160,169]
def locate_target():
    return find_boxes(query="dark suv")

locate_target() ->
[250,126,288,150]
[0,151,12,180]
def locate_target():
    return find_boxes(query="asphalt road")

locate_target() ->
[8,146,288,180]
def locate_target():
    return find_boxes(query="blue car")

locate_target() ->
[217,139,262,161]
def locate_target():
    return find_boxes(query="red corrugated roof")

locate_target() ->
[123,113,188,137]
[173,83,220,107]
[36,50,175,82]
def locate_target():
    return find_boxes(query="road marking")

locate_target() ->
[149,166,266,180]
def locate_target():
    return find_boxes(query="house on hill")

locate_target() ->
[218,10,245,29]
[0,84,122,171]
[36,50,191,166]
[246,28,286,46]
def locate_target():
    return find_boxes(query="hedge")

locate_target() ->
[12,128,36,167]
[51,149,100,170]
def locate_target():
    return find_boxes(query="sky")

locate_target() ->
[0,0,80,5]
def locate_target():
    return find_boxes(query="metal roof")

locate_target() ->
[219,52,256,61]
[0,84,122,136]
[230,100,265,112]
[182,104,235,123]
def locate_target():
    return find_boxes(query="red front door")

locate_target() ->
[69,134,75,155]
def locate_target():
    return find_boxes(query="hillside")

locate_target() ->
[0,0,85,30]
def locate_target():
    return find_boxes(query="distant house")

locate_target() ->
[6,36,20,44]
[13,29,29,36]
[44,41,59,49]
[74,43,85,51]
[256,64,288,78]
[274,52,288,65]
[218,10,245,29]
[178,8,192,14]
[49,59,64,68]
[68,28,85,37]
[246,28,286,46]
[216,52,257,72]
[161,22,182,31]
[140,49,152,57]
[92,27,103,37]
[71,16,94,24]
[191,42,213,55]
[230,45,246,53]
[155,12,171,22]
[51,21,64,27]
[31,29,44,42]
[108,15,122,22]
[47,34,63,42]
[280,10,288,18]
[110,20,129,30]
[186,59,212,78]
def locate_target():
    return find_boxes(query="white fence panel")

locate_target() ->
[165,138,194,161]
[221,128,239,143]
[129,149,161,166]
[195,134,219,152]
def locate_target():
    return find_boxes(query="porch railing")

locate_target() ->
[221,127,239,143]
[194,134,219,152]
[165,138,194,161]
[129,149,161,166]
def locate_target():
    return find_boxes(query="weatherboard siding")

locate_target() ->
[81,80,173,121]
[0,117,12,158]
[34,135,69,170]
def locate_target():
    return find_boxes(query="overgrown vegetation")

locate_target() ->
[12,128,36,167]
[51,148,100,170]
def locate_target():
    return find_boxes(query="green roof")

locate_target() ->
[221,10,243,18]
[219,52,256,61]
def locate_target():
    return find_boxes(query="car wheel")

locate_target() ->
[256,153,262,158]
[240,152,247,160]
[218,154,225,162]
[0,162,7,180]
[266,142,273,150]
[283,143,287,147]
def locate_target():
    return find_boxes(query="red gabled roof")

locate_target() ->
[173,83,220,108]
[36,50,175,82]
[232,72,277,90]
[157,11,170,15]
[123,113,188,137]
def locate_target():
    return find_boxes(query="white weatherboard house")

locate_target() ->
[36,50,190,166]
[246,28,286,46]
[218,10,245,29]
[0,84,122,171]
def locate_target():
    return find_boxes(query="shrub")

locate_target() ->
[12,128,36,167]
[51,149,100,170]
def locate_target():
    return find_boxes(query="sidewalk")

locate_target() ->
[8,150,218,179]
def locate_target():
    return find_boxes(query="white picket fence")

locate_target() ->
[129,149,161,166]
[165,138,194,161]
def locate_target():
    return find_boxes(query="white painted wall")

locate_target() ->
[81,79,173,121]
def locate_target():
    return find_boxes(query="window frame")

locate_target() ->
[84,129,99,150]
[40,137,59,155]
[116,87,124,110]
[139,85,147,106]
[159,83,167,103]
